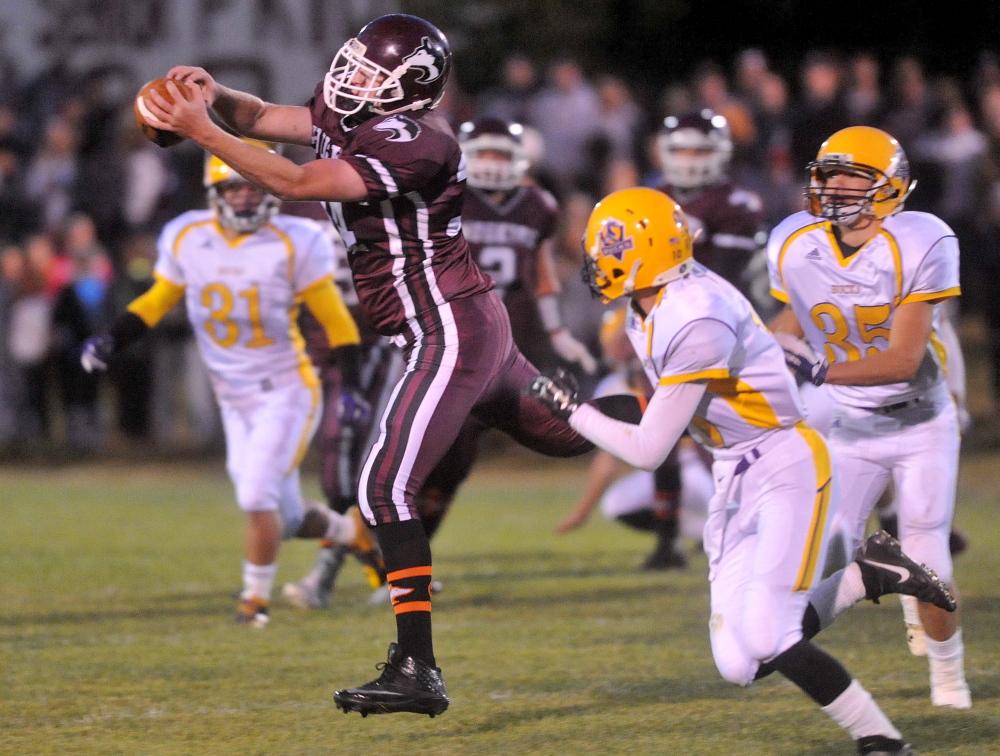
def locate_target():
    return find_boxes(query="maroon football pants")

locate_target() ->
[358,291,592,524]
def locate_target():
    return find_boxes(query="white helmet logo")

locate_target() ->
[373,115,422,143]
[402,37,442,83]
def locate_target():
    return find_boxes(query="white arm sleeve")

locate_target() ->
[568,380,707,470]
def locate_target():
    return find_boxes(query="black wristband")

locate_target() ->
[108,311,150,354]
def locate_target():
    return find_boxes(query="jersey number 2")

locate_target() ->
[202,284,275,348]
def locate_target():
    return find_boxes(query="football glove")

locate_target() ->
[80,335,115,373]
[338,386,373,429]
[774,331,828,386]
[550,329,599,375]
[526,368,581,420]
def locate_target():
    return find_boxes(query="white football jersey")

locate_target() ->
[767,211,960,408]
[155,210,335,399]
[625,263,805,453]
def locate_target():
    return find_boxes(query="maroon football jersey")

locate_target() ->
[311,87,493,336]
[461,186,558,362]
[657,181,765,297]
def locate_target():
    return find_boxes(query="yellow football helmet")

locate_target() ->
[204,140,280,234]
[805,126,914,225]
[583,187,695,303]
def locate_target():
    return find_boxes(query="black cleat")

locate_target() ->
[856,531,956,611]
[641,541,687,571]
[857,735,915,755]
[334,643,449,717]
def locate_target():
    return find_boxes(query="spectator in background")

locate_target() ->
[883,57,939,156]
[26,117,79,232]
[0,137,42,244]
[594,75,642,194]
[917,106,989,314]
[745,72,793,179]
[734,48,770,110]
[51,214,113,453]
[527,59,601,198]
[122,121,173,235]
[846,53,886,126]
[789,51,850,171]
[12,234,59,445]
[0,244,25,449]
[478,54,539,125]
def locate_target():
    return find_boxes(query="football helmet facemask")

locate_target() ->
[805,126,915,226]
[324,14,451,119]
[204,140,280,234]
[458,117,531,191]
[656,109,733,190]
[583,187,695,303]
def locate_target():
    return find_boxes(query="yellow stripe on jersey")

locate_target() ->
[777,221,826,291]
[770,288,790,303]
[690,416,725,448]
[929,330,948,377]
[173,220,215,256]
[880,228,904,304]
[126,276,186,327]
[793,422,833,592]
[266,222,296,284]
[706,377,782,429]
[659,368,731,386]
[899,286,962,305]
[300,276,361,349]
[287,380,322,474]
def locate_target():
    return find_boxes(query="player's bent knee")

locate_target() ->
[713,649,758,687]
[900,531,954,585]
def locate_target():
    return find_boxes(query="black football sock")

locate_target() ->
[376,519,436,668]
[755,603,822,680]
[766,639,852,707]
[617,511,658,532]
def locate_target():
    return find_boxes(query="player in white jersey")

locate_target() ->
[81,143,380,627]
[767,126,971,709]
[529,187,956,756]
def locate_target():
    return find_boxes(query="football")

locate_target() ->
[134,77,194,147]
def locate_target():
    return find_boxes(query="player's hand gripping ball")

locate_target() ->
[134,78,194,147]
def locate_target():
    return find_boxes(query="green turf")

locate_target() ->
[0,451,997,755]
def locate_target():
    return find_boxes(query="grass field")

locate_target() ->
[1,449,998,755]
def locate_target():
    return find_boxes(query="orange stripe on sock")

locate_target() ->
[387,566,433,581]
[393,601,432,614]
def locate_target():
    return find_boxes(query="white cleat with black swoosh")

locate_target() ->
[856,531,957,612]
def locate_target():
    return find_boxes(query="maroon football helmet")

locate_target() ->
[656,109,733,190]
[458,117,531,191]
[324,14,452,118]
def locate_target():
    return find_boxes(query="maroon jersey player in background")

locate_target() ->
[142,14,642,718]
[655,109,766,305]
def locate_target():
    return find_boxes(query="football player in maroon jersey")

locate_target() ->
[144,14,634,718]
[655,109,767,304]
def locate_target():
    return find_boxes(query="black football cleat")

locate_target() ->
[641,540,688,571]
[856,531,956,612]
[334,643,449,717]
[856,735,915,755]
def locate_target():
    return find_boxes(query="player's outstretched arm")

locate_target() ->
[81,279,184,372]
[143,81,366,202]
[825,301,934,386]
[168,66,313,147]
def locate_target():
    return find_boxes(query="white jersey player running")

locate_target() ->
[529,187,956,756]
[768,126,971,709]
[82,143,380,627]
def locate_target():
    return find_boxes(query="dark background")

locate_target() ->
[410,0,1000,93]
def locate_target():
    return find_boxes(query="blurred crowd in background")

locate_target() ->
[3,47,1000,458]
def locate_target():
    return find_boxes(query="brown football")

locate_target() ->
[134,78,194,147]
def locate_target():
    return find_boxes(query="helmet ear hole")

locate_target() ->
[611,268,624,279]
